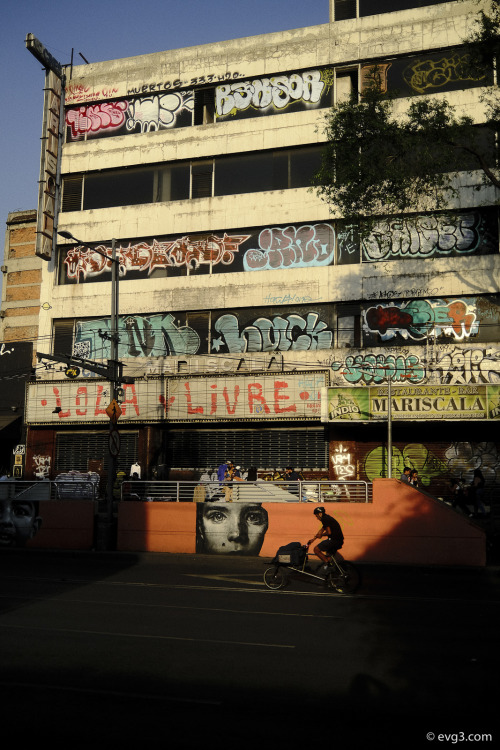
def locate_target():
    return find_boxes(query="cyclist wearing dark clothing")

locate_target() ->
[308,506,344,568]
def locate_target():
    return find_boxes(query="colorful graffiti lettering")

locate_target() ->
[76,314,200,359]
[364,443,448,485]
[361,212,482,261]
[63,233,250,280]
[331,354,425,384]
[66,92,194,140]
[212,312,332,353]
[403,52,486,95]
[364,299,478,342]
[243,223,335,271]
[66,101,128,138]
[216,69,328,117]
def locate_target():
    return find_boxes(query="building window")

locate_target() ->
[61,176,83,212]
[334,0,357,21]
[62,145,324,212]
[193,88,216,125]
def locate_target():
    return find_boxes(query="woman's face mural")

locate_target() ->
[196,502,269,555]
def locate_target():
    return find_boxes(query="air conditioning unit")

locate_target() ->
[1,265,7,273]
[0,311,6,319]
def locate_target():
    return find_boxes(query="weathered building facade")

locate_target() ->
[0,210,40,471]
[25,0,500,500]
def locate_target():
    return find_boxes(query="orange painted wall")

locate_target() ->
[27,501,95,550]
[117,502,197,553]
[116,479,486,566]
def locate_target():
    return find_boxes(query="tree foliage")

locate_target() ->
[313,1,500,221]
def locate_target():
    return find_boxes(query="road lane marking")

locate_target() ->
[0,622,295,649]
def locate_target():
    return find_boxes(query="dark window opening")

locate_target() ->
[53,319,75,357]
[83,168,154,210]
[191,161,214,198]
[61,176,83,212]
[334,0,357,21]
[193,88,216,125]
[359,0,450,17]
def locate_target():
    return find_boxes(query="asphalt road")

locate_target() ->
[0,550,498,748]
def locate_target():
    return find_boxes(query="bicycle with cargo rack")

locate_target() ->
[263,541,360,594]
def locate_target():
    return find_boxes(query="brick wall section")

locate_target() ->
[8,226,37,254]
[7,270,42,285]
[6,285,41,302]
[2,209,41,344]
[4,306,41,317]
[3,325,38,342]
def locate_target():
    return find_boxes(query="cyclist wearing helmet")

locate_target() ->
[308,506,344,573]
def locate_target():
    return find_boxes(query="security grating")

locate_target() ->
[55,431,139,475]
[164,427,328,470]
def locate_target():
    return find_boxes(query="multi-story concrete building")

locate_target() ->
[25,0,500,501]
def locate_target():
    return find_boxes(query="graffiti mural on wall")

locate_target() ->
[243,223,335,271]
[445,442,500,487]
[75,305,335,359]
[363,298,479,343]
[215,68,333,119]
[434,347,500,384]
[60,222,335,283]
[362,47,491,99]
[66,91,194,140]
[331,353,425,384]
[63,233,251,280]
[76,314,201,359]
[338,208,498,265]
[360,211,493,262]
[364,443,449,486]
[212,312,333,353]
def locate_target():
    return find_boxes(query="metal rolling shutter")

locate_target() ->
[164,427,328,470]
[55,431,139,475]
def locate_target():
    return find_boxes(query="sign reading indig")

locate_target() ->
[26,372,327,425]
[321,385,500,422]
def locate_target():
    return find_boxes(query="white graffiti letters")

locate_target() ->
[216,70,325,117]
[362,212,480,261]
[435,348,500,384]
[243,223,335,271]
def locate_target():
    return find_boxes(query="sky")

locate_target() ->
[0,0,329,258]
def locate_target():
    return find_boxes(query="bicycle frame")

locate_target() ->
[264,543,360,593]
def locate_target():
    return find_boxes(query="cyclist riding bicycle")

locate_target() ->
[308,506,344,574]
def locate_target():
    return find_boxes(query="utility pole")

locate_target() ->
[37,232,132,550]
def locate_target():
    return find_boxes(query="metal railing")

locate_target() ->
[120,480,371,503]
[0,479,97,502]
[0,479,371,504]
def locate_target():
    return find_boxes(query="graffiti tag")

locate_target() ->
[243,223,335,271]
[216,70,328,117]
[212,312,333,353]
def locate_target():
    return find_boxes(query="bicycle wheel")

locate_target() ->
[326,561,360,594]
[264,566,288,590]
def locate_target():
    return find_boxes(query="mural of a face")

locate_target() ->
[0,500,42,547]
[197,502,269,555]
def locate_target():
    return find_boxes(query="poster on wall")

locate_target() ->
[321,385,500,422]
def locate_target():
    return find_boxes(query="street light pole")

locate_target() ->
[58,231,119,549]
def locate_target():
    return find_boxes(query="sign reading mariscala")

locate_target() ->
[321,385,500,422]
